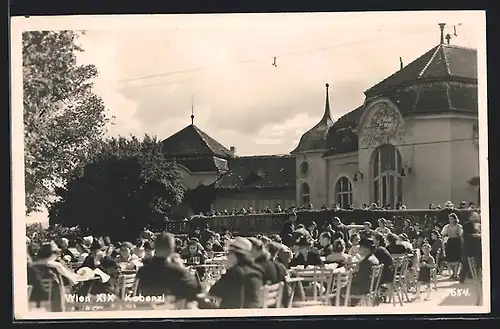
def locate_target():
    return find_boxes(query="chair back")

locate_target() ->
[119,272,138,299]
[467,257,482,306]
[261,282,284,308]
[369,264,384,300]
[391,255,409,284]
[192,264,226,284]
[294,266,335,302]
[332,268,354,307]
[468,257,481,281]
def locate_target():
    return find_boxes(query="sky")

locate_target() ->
[19,11,484,224]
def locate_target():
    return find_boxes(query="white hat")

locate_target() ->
[76,267,95,281]
[83,236,94,246]
[228,237,252,255]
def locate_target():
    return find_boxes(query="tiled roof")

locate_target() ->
[323,44,478,157]
[161,124,232,159]
[175,157,228,173]
[365,44,477,96]
[216,155,296,190]
[291,84,334,154]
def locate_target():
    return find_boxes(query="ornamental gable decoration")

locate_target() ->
[362,101,406,147]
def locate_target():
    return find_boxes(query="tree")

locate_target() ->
[23,31,109,214]
[48,135,186,241]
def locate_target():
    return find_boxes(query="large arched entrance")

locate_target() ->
[371,144,403,206]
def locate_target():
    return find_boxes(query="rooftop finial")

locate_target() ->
[190,94,195,125]
[323,83,332,121]
[438,23,446,44]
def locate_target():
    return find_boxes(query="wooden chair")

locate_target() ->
[291,266,335,307]
[261,282,284,308]
[119,272,138,299]
[348,264,384,307]
[468,257,482,306]
[37,276,67,312]
[193,264,226,285]
[330,268,354,307]
[388,255,410,306]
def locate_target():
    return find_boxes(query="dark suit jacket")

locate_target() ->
[209,263,263,309]
[350,254,380,295]
[255,255,286,285]
[136,256,201,301]
[373,246,394,283]
[289,250,324,267]
[386,243,409,255]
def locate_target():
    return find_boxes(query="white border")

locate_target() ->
[11,11,490,320]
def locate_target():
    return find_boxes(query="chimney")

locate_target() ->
[438,23,446,44]
[399,57,403,70]
[229,146,236,157]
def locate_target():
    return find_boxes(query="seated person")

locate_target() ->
[386,233,409,255]
[344,238,380,306]
[289,234,323,268]
[79,239,121,296]
[325,239,352,267]
[137,232,201,302]
[207,237,263,309]
[318,231,333,257]
[115,242,142,271]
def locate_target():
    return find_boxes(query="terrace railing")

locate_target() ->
[165,208,475,235]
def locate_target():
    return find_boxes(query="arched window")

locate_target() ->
[372,144,403,207]
[300,183,310,206]
[335,176,352,209]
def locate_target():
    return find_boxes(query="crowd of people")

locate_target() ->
[195,200,479,217]
[25,207,482,311]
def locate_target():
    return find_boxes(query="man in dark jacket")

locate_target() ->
[136,232,201,302]
[248,237,286,285]
[332,217,351,248]
[208,237,263,308]
[459,211,482,283]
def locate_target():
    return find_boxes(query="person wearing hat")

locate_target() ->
[289,233,323,268]
[136,232,202,301]
[29,241,80,311]
[115,241,142,271]
[348,238,380,305]
[441,213,463,280]
[269,235,293,269]
[207,237,263,309]
[78,238,121,296]
[75,240,90,263]
[248,237,286,286]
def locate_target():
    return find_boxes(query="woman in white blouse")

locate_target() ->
[441,213,463,280]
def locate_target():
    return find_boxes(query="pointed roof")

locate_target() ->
[291,83,335,154]
[161,124,232,159]
[365,43,477,96]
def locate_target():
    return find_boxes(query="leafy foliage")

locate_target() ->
[23,30,109,214]
[48,135,186,241]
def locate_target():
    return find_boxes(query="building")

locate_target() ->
[293,25,479,209]
[161,24,479,215]
[161,124,296,219]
